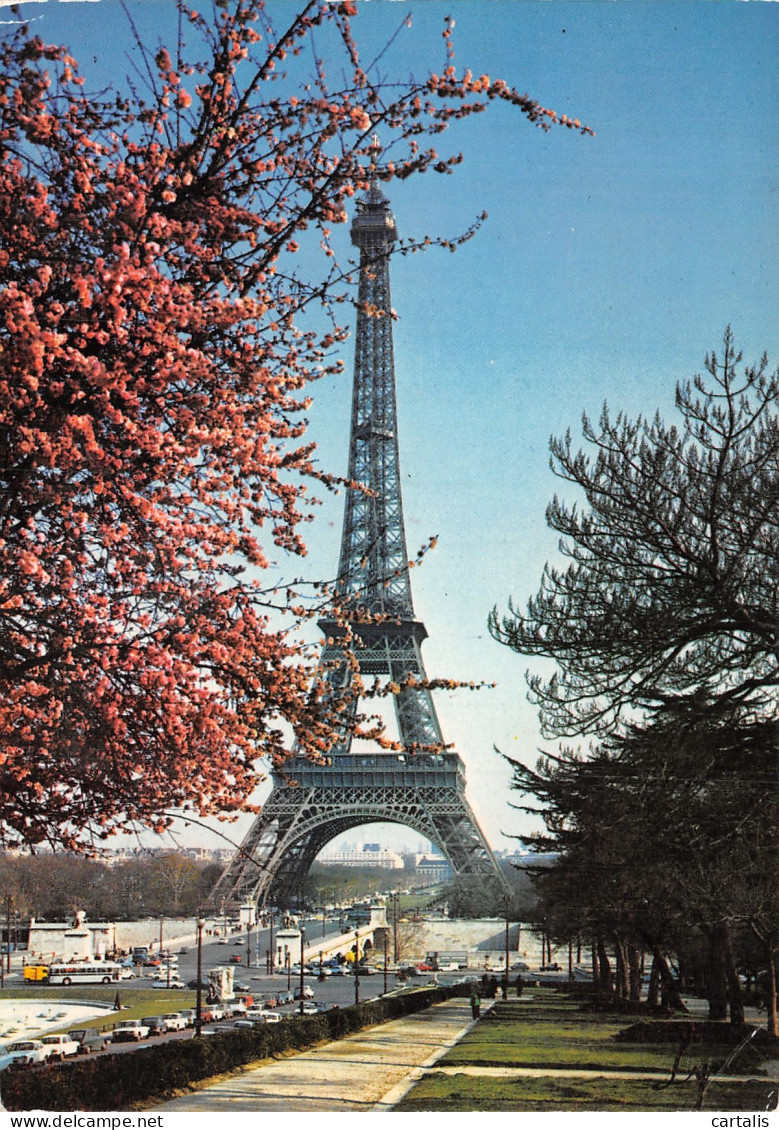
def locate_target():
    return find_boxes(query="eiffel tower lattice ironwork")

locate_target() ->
[212,171,506,910]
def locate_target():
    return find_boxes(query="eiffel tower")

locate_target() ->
[212,167,506,910]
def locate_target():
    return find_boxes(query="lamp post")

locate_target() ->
[354,929,360,1007]
[383,929,389,996]
[268,909,275,974]
[195,917,205,1037]
[503,896,510,1000]
[286,951,291,991]
[246,923,252,970]
[299,927,306,1015]
[392,893,399,962]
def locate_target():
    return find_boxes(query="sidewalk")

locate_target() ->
[156,996,487,1112]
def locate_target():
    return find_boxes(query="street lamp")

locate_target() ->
[503,896,510,1000]
[392,893,399,962]
[299,927,306,1015]
[246,923,252,970]
[195,917,206,1037]
[354,929,360,1007]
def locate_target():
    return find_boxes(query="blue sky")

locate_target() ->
[7,1,778,856]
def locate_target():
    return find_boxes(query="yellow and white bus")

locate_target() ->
[39,961,123,985]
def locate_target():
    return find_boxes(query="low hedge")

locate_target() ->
[3,982,475,1111]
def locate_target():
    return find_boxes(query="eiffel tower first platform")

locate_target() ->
[212,168,506,910]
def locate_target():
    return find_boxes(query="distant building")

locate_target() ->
[317,846,404,870]
[415,856,453,882]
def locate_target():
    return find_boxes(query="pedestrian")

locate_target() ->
[516,976,524,998]
[470,992,481,1019]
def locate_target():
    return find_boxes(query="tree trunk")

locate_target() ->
[766,948,778,1039]
[614,935,629,999]
[628,942,642,1001]
[748,921,778,1038]
[597,936,612,991]
[591,937,600,985]
[646,954,661,1007]
[722,921,745,1025]
[704,923,728,1022]
[653,945,688,1012]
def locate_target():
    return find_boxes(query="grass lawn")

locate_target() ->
[441,998,674,1073]
[395,990,778,1113]
[395,1073,777,1112]
[0,985,198,1034]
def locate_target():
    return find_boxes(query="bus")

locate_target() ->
[44,961,124,985]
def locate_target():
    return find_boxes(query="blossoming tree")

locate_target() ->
[0,0,590,850]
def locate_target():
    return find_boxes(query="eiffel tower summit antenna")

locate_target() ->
[212,160,507,909]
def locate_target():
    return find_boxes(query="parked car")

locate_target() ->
[229,954,242,963]
[67,1028,108,1054]
[177,1010,197,1026]
[228,1002,247,1016]
[293,986,314,1000]
[140,1016,168,1035]
[40,1034,80,1060]
[511,961,530,972]
[258,1012,282,1024]
[217,937,230,945]
[152,978,186,990]
[353,965,375,976]
[0,1040,50,1070]
[111,1020,150,1042]
[187,978,210,990]
[295,1001,318,1015]
[202,1006,225,1021]
[327,965,348,976]
[233,982,250,993]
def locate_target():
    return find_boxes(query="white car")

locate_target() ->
[152,978,186,990]
[259,1012,282,1024]
[162,1013,187,1031]
[0,1040,50,1070]
[111,1020,150,1042]
[40,1034,80,1060]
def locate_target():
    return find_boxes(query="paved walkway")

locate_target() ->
[156,997,486,1112]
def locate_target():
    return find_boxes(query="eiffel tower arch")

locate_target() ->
[212,163,507,910]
